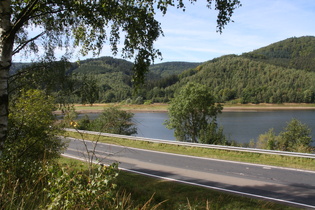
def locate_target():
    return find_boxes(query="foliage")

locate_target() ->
[144,99,153,105]
[199,122,226,145]
[11,36,315,105]
[278,119,313,152]
[0,89,125,209]
[78,107,137,135]
[0,89,64,209]
[2,0,240,86]
[9,60,83,107]
[243,36,315,72]
[0,0,241,151]
[0,89,64,191]
[256,128,277,150]
[173,52,315,104]
[0,160,122,209]
[6,89,64,162]
[45,163,119,210]
[71,56,134,75]
[77,74,100,105]
[165,82,223,143]
[149,61,201,78]
[0,160,51,209]
[256,119,314,153]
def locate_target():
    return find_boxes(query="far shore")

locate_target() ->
[54,103,315,114]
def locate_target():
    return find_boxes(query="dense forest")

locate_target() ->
[10,36,315,105]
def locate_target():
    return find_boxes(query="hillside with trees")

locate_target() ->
[172,54,315,104]
[66,57,200,103]
[148,61,202,78]
[242,36,315,72]
[9,36,315,105]
[158,36,315,104]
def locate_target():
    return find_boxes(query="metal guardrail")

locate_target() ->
[64,128,315,159]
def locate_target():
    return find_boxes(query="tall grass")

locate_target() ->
[59,157,299,210]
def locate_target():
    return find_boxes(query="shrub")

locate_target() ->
[5,89,65,176]
[45,163,119,209]
[256,119,314,153]
[144,100,153,105]
[78,107,137,135]
[0,89,65,209]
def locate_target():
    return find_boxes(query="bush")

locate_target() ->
[256,119,314,153]
[78,107,137,135]
[45,163,119,209]
[278,119,313,152]
[199,122,226,145]
[0,89,65,209]
[144,100,153,105]
[5,89,65,176]
[0,160,120,209]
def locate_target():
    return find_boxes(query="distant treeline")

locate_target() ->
[9,36,315,105]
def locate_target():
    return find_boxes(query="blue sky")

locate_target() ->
[13,0,315,63]
[152,0,315,63]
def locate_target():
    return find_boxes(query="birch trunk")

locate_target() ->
[0,0,13,151]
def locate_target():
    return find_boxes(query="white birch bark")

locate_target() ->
[0,0,13,150]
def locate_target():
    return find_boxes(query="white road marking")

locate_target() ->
[67,137,315,174]
[62,153,315,209]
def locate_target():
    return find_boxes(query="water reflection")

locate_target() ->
[76,110,315,145]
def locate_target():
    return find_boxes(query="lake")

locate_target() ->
[76,110,315,145]
[132,110,315,145]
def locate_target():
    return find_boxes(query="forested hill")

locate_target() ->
[168,36,315,104]
[63,56,200,103]
[149,61,201,78]
[10,36,315,104]
[173,54,315,104]
[242,36,315,72]
[70,56,134,75]
[70,56,200,77]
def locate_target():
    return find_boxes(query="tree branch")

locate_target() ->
[7,0,41,40]
[12,32,45,55]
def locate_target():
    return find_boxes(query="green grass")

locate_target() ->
[64,131,315,171]
[59,157,299,210]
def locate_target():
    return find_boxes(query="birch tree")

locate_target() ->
[0,0,240,150]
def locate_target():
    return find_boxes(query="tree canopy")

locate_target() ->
[0,0,241,148]
[165,82,223,143]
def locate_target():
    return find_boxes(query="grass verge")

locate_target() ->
[59,157,299,209]
[64,131,315,171]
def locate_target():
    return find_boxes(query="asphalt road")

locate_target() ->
[63,137,315,208]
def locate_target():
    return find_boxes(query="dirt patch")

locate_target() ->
[54,103,315,114]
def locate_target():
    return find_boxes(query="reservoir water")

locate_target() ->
[77,110,315,145]
[132,110,315,145]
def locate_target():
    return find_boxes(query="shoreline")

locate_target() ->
[54,103,315,114]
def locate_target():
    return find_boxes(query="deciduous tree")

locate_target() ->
[165,82,223,143]
[0,0,241,149]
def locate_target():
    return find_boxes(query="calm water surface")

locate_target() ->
[132,110,315,145]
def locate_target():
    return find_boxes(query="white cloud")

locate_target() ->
[13,0,315,63]
[152,0,315,62]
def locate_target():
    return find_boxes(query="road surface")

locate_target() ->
[63,137,315,208]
